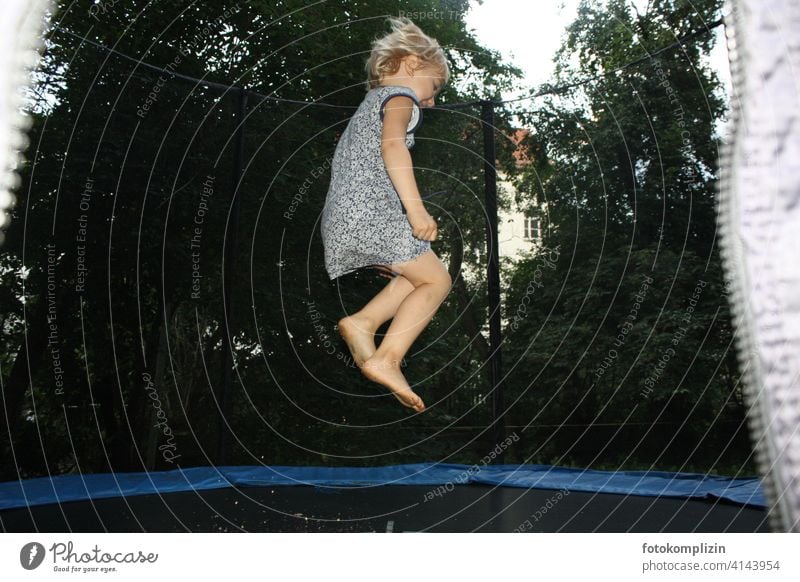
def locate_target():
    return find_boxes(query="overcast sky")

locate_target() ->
[462,0,732,132]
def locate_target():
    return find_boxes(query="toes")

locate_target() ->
[394,391,420,410]
[401,391,424,411]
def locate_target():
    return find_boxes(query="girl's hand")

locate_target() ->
[407,208,438,241]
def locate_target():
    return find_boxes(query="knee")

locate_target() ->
[431,269,452,298]
[439,269,452,290]
[403,255,452,295]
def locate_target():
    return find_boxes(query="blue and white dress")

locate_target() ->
[320,84,431,280]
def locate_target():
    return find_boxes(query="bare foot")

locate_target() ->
[337,315,377,368]
[361,355,426,412]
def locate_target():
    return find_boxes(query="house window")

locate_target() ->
[523,214,540,241]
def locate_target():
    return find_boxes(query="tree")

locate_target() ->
[501,0,750,472]
[1,0,526,477]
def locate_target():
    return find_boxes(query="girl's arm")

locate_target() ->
[380,96,425,214]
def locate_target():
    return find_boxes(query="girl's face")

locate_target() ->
[403,58,443,108]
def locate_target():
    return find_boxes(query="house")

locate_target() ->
[498,128,543,263]
[462,128,545,286]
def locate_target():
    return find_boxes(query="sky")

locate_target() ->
[462,0,732,133]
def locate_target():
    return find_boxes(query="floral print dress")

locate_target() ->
[321,84,431,280]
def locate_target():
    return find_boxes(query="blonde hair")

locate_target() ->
[364,16,450,91]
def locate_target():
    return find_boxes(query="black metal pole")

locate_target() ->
[218,86,248,463]
[481,100,505,461]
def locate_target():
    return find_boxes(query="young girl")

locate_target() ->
[320,17,451,413]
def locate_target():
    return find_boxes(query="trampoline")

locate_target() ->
[0,463,769,532]
[0,0,797,542]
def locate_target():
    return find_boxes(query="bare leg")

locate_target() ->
[361,250,452,412]
[337,271,415,367]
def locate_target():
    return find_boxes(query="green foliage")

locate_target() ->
[1,0,755,478]
[1,0,523,476]
[502,0,752,472]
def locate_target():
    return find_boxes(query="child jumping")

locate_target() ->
[320,17,452,413]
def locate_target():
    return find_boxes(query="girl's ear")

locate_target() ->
[403,54,420,75]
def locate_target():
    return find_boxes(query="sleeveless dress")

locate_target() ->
[320,84,431,280]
